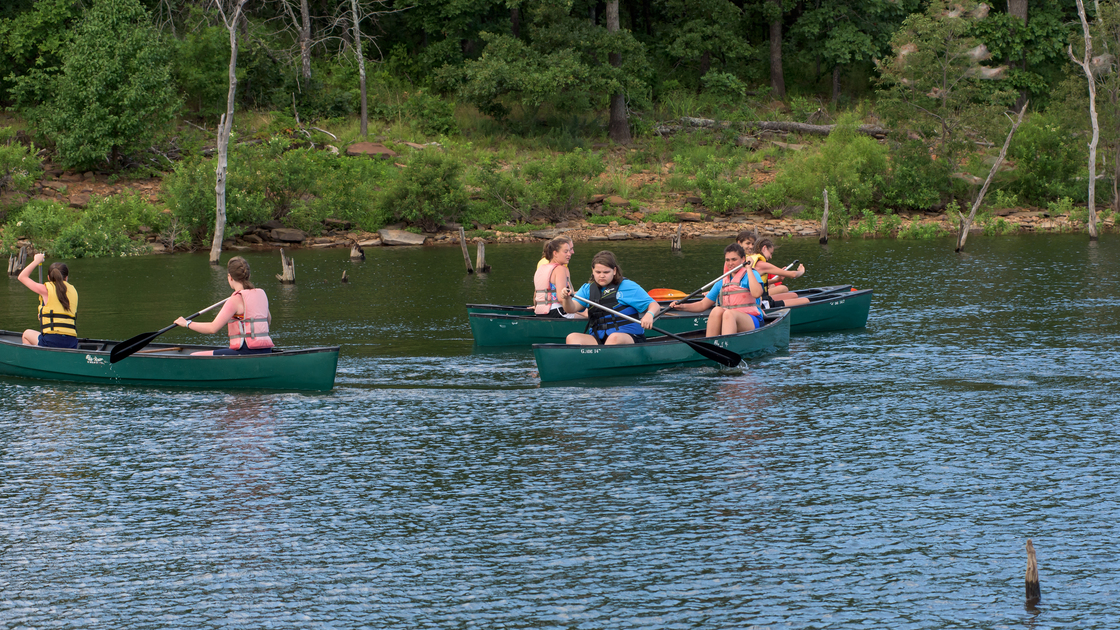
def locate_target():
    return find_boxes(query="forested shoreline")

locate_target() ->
[0,0,1116,258]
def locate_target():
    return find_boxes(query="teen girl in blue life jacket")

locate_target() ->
[559,250,659,345]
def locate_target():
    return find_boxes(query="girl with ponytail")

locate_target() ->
[18,253,79,348]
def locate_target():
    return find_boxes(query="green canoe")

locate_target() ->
[465,284,852,315]
[0,331,339,391]
[532,309,791,383]
[469,286,871,346]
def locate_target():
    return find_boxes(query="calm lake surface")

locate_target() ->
[3,234,1119,628]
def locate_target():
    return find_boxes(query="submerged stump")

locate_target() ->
[276,248,296,284]
[459,226,474,274]
[1026,538,1040,606]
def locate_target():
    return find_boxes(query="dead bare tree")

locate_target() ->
[212,0,250,265]
[956,102,1029,252]
[1070,0,1102,241]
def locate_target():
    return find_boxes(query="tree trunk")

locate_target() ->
[351,0,368,138]
[300,0,311,80]
[1008,0,1029,111]
[769,0,785,99]
[956,102,1028,252]
[831,64,841,102]
[1072,0,1100,240]
[213,0,249,266]
[699,50,711,78]
[511,6,520,38]
[606,0,630,144]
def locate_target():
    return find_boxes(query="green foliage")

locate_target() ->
[898,218,948,239]
[16,0,180,170]
[875,0,1017,167]
[1006,114,1085,204]
[471,149,605,223]
[376,150,469,232]
[646,210,681,223]
[586,215,636,225]
[164,141,393,243]
[405,91,458,136]
[0,0,80,103]
[773,114,887,215]
[849,209,880,237]
[1,194,156,257]
[1047,197,1074,217]
[980,215,1017,236]
[170,17,233,117]
[0,127,43,194]
[983,189,1019,211]
[881,139,951,211]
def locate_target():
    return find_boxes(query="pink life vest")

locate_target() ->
[718,268,761,316]
[533,263,562,314]
[226,288,274,350]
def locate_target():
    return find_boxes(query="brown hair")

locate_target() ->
[48,263,70,312]
[227,256,255,290]
[724,243,746,258]
[754,238,775,257]
[736,230,756,246]
[589,250,624,287]
[542,236,573,262]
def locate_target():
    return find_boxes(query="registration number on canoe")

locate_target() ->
[580,348,601,354]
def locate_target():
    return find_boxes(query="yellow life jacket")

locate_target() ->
[749,253,779,287]
[39,281,78,336]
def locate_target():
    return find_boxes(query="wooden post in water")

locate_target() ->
[276,248,296,284]
[8,245,28,276]
[349,241,364,261]
[475,240,490,273]
[341,270,349,283]
[670,223,682,252]
[458,226,475,274]
[1025,539,1041,606]
[819,189,829,244]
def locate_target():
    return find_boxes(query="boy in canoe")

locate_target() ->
[666,243,765,335]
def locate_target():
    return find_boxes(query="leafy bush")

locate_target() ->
[981,216,1018,236]
[164,141,394,241]
[376,150,470,232]
[471,149,605,223]
[18,0,180,170]
[881,139,951,211]
[1007,114,1085,204]
[693,158,756,214]
[0,128,44,195]
[1,194,157,257]
[898,220,947,239]
[646,210,681,223]
[405,91,458,136]
[773,115,887,217]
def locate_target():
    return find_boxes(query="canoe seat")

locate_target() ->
[77,343,105,351]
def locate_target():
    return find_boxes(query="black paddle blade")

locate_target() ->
[683,339,742,367]
[109,324,176,363]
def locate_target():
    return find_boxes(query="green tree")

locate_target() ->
[875,0,1017,169]
[15,0,180,170]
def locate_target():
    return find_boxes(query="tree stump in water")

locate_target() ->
[819,188,829,244]
[276,248,296,284]
[350,242,364,260]
[670,224,682,252]
[1025,539,1040,606]
[7,246,27,276]
[476,241,490,273]
[459,226,474,274]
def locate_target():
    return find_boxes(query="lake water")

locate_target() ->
[2,234,1119,628]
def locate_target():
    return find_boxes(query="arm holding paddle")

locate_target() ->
[175,296,242,334]
[16,253,49,298]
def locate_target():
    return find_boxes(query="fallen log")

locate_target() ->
[656,117,890,139]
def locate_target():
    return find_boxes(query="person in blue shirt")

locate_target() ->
[666,243,765,336]
[559,250,659,345]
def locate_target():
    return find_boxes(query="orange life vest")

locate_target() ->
[718,268,761,316]
[226,289,274,350]
[532,263,562,314]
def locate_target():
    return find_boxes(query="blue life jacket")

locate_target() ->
[586,283,644,341]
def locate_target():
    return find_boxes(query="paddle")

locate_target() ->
[652,262,747,322]
[567,293,742,368]
[109,298,230,363]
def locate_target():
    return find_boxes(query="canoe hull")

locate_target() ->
[0,332,339,391]
[470,287,871,346]
[532,309,791,383]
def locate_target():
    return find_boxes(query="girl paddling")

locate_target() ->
[175,256,275,356]
[667,244,765,335]
[18,253,78,348]
[560,250,659,345]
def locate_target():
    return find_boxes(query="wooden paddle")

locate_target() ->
[567,293,742,367]
[110,298,230,364]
